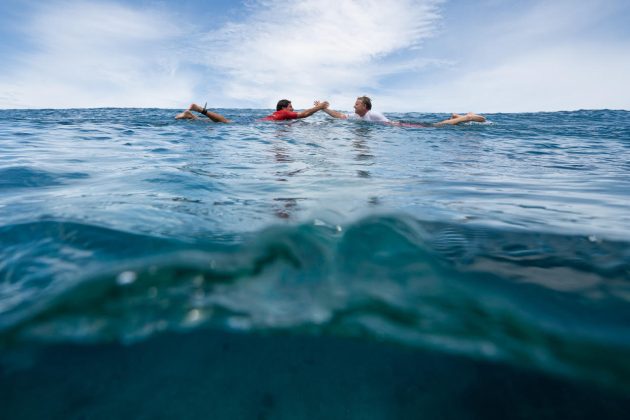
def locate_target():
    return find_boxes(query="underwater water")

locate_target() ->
[1,108,630,418]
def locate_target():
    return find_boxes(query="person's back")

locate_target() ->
[262,108,299,121]
[347,110,389,122]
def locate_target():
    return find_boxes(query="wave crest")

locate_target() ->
[2,215,630,390]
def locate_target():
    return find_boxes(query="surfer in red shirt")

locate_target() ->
[261,99,329,121]
[175,99,329,122]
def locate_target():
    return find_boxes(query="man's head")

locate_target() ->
[276,99,294,111]
[354,96,372,116]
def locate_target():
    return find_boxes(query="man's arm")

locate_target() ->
[314,101,347,119]
[296,101,329,118]
[175,103,231,122]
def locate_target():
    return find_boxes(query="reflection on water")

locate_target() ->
[1,109,630,239]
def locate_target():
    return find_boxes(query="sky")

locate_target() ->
[0,0,629,112]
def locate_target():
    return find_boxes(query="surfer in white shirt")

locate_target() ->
[316,96,486,126]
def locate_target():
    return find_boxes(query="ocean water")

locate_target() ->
[1,108,630,418]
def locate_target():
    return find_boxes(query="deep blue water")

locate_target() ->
[1,108,630,418]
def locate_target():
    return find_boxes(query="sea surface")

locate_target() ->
[1,108,630,418]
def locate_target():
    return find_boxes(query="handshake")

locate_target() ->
[313,100,329,109]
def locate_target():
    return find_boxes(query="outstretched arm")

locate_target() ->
[296,101,329,118]
[314,101,347,119]
[434,112,485,126]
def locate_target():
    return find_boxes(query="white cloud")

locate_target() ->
[1,0,626,112]
[189,0,444,109]
[379,1,630,112]
[0,1,196,108]
[380,44,630,113]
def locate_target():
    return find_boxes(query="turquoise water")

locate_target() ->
[1,108,630,418]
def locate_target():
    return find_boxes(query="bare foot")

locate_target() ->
[466,112,486,123]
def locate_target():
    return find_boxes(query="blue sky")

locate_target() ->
[0,0,629,112]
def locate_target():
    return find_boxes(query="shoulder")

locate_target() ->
[366,111,389,122]
[279,110,299,119]
[266,110,298,120]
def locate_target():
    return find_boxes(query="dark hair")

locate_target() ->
[276,99,291,111]
[357,96,372,110]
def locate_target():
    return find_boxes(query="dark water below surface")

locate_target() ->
[1,108,630,418]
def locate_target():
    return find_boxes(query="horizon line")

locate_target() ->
[1,107,628,114]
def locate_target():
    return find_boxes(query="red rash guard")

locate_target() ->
[262,109,299,121]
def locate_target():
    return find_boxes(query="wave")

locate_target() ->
[0,166,90,190]
[1,215,630,391]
